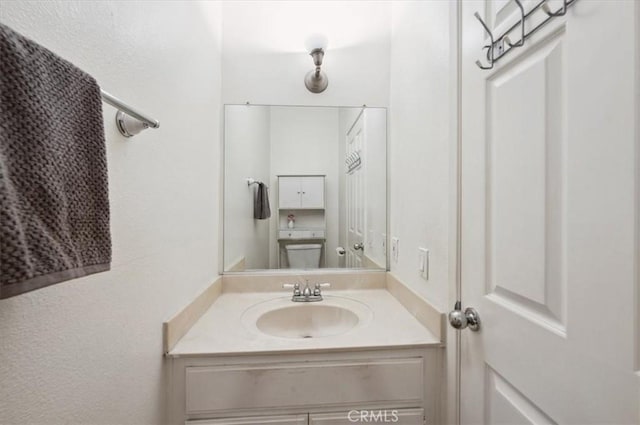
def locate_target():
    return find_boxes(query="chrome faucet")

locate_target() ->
[283,281,331,302]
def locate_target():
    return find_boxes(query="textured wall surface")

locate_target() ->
[389,1,452,311]
[221,0,391,107]
[0,1,222,423]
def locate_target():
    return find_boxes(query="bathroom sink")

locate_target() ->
[241,296,373,339]
[257,305,358,338]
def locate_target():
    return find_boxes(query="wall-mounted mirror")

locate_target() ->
[223,105,387,272]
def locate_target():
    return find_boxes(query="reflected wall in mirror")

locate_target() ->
[223,105,387,272]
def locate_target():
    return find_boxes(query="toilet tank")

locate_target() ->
[285,244,322,268]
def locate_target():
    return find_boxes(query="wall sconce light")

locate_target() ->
[304,34,328,94]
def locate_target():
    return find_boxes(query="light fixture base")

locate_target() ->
[304,69,329,94]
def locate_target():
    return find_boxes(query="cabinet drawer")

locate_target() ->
[186,414,307,425]
[185,358,423,415]
[279,230,325,239]
[310,408,425,425]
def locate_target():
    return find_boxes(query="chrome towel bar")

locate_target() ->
[246,178,267,187]
[100,90,159,137]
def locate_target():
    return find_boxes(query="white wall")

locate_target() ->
[220,0,395,271]
[270,107,340,267]
[224,106,271,270]
[389,1,452,311]
[221,1,391,107]
[0,1,222,424]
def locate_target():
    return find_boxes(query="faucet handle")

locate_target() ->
[313,282,331,296]
[283,283,301,296]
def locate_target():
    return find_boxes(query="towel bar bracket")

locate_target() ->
[101,90,159,138]
[115,111,149,138]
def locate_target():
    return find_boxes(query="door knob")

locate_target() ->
[448,301,480,331]
[353,242,364,251]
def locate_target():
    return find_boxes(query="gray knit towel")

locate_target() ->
[0,24,111,299]
[254,182,271,220]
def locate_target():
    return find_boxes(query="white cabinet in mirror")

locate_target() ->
[223,105,387,272]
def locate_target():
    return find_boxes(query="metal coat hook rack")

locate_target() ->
[345,151,362,174]
[475,0,576,70]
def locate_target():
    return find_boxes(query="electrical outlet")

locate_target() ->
[391,237,399,263]
[418,247,429,280]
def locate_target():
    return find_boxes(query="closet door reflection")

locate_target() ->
[346,111,364,268]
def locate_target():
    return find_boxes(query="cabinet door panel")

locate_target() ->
[309,408,424,425]
[299,177,324,208]
[186,414,307,425]
[278,177,302,208]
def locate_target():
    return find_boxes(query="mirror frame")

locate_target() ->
[220,103,390,274]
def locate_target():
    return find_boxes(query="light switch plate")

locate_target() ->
[391,237,399,263]
[418,247,429,280]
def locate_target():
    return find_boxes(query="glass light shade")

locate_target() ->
[304,34,328,53]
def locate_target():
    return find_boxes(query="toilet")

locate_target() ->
[285,244,322,268]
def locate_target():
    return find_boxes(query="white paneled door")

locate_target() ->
[346,112,365,268]
[460,1,639,424]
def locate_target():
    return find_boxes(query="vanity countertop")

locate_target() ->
[167,288,441,358]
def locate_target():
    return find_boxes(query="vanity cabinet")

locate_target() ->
[168,348,440,425]
[278,176,325,209]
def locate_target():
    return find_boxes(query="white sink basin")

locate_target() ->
[257,305,358,338]
[241,296,373,339]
